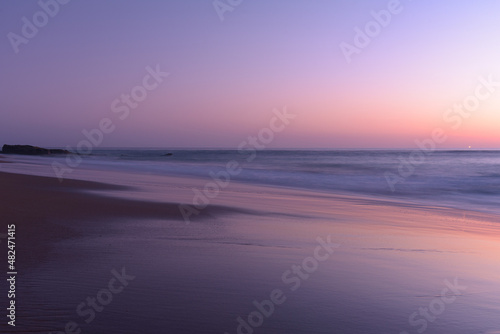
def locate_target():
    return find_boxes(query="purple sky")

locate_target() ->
[2,0,500,148]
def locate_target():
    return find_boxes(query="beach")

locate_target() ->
[4,0,500,332]
[1,152,500,333]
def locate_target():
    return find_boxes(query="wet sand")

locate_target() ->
[0,171,249,264]
[1,171,500,333]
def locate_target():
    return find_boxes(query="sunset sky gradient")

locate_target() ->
[2,0,500,148]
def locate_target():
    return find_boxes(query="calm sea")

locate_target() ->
[3,149,500,215]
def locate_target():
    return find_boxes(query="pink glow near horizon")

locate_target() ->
[2,0,500,148]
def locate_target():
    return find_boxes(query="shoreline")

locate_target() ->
[2,151,500,221]
[2,167,499,262]
[0,171,249,267]
[2,169,500,333]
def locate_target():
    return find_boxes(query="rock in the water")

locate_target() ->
[2,144,70,155]
[164,153,173,156]
[48,148,71,155]
[2,144,48,155]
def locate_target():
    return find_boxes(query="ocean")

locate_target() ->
[4,149,500,215]
[3,149,500,333]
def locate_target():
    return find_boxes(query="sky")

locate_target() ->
[1,0,500,149]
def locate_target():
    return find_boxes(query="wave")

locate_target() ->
[3,149,500,216]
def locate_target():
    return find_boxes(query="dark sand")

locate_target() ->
[0,171,245,265]
[2,171,500,333]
